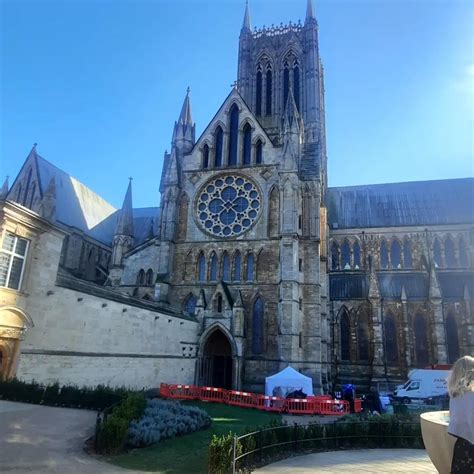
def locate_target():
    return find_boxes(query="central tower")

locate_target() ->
[158,0,330,393]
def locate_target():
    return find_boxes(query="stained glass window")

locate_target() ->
[228,105,239,166]
[380,240,389,269]
[353,241,361,269]
[403,239,412,268]
[331,242,339,270]
[234,252,241,281]
[391,240,401,269]
[243,124,252,165]
[202,144,209,169]
[196,175,261,238]
[256,70,262,116]
[256,140,263,164]
[265,69,272,116]
[341,241,350,270]
[222,252,230,281]
[283,67,289,108]
[246,254,254,281]
[215,127,223,167]
[293,64,300,110]
[198,253,206,282]
[210,254,218,281]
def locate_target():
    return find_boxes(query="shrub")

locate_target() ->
[128,399,211,447]
[96,393,146,454]
[209,432,241,474]
[0,378,125,410]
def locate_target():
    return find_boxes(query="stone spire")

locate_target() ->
[428,261,442,300]
[242,0,252,31]
[283,87,301,135]
[39,177,56,222]
[115,179,134,237]
[305,0,315,22]
[0,176,8,199]
[172,88,195,151]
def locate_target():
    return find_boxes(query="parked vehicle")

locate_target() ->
[393,369,451,404]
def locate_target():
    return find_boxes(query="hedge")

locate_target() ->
[0,378,126,410]
[96,393,147,454]
[209,414,424,473]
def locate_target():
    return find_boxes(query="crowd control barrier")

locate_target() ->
[160,383,357,416]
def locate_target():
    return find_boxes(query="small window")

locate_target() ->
[299,259,303,272]
[214,127,223,167]
[146,269,154,286]
[341,241,350,270]
[198,254,206,282]
[202,145,209,169]
[391,240,401,269]
[407,382,420,391]
[255,140,263,164]
[246,254,254,281]
[242,124,252,165]
[217,294,223,313]
[222,252,230,282]
[137,269,145,285]
[380,240,389,269]
[0,233,29,290]
[210,254,218,281]
[353,241,361,269]
[234,252,241,281]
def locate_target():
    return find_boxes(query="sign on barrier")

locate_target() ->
[169,384,199,400]
[256,395,286,412]
[227,390,256,408]
[200,386,226,403]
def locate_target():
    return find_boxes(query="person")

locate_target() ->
[448,355,474,473]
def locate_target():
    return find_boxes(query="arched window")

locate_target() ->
[384,314,398,363]
[380,240,389,269]
[146,269,153,286]
[228,104,239,166]
[293,62,300,110]
[340,310,351,361]
[184,294,197,316]
[202,144,209,169]
[198,253,206,282]
[23,169,32,205]
[433,238,442,268]
[444,237,456,268]
[210,253,218,281]
[242,123,252,165]
[246,253,254,281]
[28,183,36,208]
[214,126,223,167]
[256,69,263,116]
[216,294,223,313]
[458,237,468,268]
[137,269,145,285]
[391,240,401,269]
[331,242,339,270]
[265,69,272,116]
[357,315,369,361]
[268,186,279,237]
[283,65,290,108]
[132,287,139,297]
[403,239,413,268]
[414,314,429,366]
[222,252,230,282]
[255,139,263,164]
[233,251,242,281]
[341,241,351,270]
[252,297,264,354]
[446,314,460,364]
[353,241,361,269]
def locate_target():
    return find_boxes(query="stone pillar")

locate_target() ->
[401,287,412,368]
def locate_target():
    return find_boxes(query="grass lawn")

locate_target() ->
[107,400,281,473]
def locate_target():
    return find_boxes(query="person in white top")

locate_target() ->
[448,355,474,474]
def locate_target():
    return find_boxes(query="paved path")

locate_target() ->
[255,449,437,473]
[0,400,135,473]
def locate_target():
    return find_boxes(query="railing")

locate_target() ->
[230,420,423,473]
[160,383,359,416]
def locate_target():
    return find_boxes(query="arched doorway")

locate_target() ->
[201,329,233,389]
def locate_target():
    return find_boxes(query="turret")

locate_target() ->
[110,179,135,278]
[172,87,195,153]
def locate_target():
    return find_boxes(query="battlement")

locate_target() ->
[252,21,303,39]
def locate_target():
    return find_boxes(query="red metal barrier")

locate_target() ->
[199,386,226,403]
[285,398,318,415]
[160,383,170,398]
[319,399,349,415]
[226,390,256,408]
[354,398,362,413]
[168,384,200,400]
[256,395,286,412]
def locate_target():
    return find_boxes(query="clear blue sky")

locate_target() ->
[1,0,473,209]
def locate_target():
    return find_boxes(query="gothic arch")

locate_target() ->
[245,252,255,281]
[338,306,351,361]
[221,251,231,282]
[380,239,389,269]
[251,134,266,146]
[0,306,34,329]
[197,252,206,282]
[209,252,218,281]
[391,238,402,269]
[353,239,362,269]
[403,237,413,268]
[137,269,145,285]
[233,250,242,281]
[224,99,243,114]
[198,322,238,358]
[145,269,154,286]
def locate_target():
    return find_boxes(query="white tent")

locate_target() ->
[265,366,314,398]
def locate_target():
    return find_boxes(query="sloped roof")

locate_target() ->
[437,271,474,300]
[377,273,428,300]
[36,155,117,243]
[36,155,157,246]
[329,274,368,300]
[327,178,474,229]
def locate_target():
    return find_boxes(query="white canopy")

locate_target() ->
[265,366,314,397]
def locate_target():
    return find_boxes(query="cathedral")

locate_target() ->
[1,1,473,394]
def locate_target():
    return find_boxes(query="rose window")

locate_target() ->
[196,175,261,237]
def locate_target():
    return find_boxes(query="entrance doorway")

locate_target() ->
[201,329,233,389]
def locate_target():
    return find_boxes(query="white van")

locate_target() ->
[393,369,451,403]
